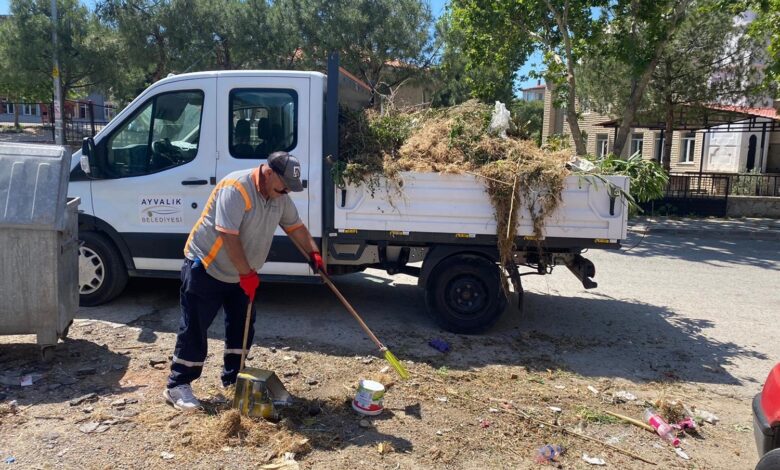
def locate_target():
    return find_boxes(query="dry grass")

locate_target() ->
[338,101,571,267]
[177,408,312,459]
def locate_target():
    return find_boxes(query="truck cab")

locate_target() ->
[70,70,326,305]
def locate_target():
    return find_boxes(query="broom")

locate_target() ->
[289,237,410,380]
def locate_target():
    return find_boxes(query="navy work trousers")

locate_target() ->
[167,259,256,389]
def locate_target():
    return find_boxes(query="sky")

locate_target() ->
[0,0,541,91]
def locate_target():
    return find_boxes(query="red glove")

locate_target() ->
[239,271,260,302]
[309,251,324,273]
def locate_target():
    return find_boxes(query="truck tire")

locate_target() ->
[756,449,780,470]
[425,254,507,334]
[78,232,128,307]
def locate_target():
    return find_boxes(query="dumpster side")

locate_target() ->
[0,143,79,359]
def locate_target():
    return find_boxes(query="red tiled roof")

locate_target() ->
[704,104,779,121]
[522,85,546,91]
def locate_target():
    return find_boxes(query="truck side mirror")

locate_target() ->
[80,137,101,178]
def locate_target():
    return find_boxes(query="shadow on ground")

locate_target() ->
[0,339,138,406]
[61,264,767,389]
[620,232,780,270]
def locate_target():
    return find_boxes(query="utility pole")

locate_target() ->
[51,0,64,145]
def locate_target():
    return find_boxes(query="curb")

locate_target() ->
[628,225,780,241]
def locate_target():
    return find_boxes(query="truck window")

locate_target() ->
[105,90,204,177]
[229,89,297,159]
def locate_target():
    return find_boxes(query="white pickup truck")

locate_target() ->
[70,55,629,333]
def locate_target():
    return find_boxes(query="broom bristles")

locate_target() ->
[383,349,410,380]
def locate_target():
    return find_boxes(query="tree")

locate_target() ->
[285,0,434,100]
[510,99,545,145]
[451,0,607,155]
[580,3,763,169]
[1,0,119,121]
[745,0,780,86]
[432,9,514,106]
[450,0,699,156]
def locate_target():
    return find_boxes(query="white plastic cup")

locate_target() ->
[352,379,385,416]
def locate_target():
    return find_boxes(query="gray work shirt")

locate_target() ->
[184,168,301,283]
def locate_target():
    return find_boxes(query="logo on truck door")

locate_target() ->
[139,195,184,224]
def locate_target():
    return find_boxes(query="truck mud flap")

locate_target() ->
[565,254,597,289]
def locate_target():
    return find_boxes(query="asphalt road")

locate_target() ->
[80,230,780,399]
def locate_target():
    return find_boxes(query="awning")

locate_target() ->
[596,104,780,132]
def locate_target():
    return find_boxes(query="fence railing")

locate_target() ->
[667,172,780,198]
[727,173,780,197]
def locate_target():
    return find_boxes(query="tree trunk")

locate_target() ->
[13,97,20,129]
[566,90,587,155]
[613,56,660,156]
[662,104,674,172]
[546,0,586,155]
[613,0,691,156]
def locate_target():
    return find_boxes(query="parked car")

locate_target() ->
[753,363,780,469]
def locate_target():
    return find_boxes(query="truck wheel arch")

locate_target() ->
[418,245,499,287]
[77,213,135,271]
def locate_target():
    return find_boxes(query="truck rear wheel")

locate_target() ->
[78,232,128,307]
[425,254,507,334]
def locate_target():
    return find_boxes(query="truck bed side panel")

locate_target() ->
[333,173,628,241]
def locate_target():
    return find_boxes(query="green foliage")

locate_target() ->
[576,406,621,424]
[288,0,433,93]
[335,108,414,191]
[0,0,117,102]
[585,153,669,213]
[432,9,515,105]
[745,0,780,87]
[543,134,571,152]
[508,100,544,145]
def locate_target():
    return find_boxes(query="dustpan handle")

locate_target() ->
[240,300,252,371]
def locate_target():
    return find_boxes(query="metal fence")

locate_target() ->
[641,173,731,217]
[44,100,117,144]
[727,173,780,197]
[641,172,780,217]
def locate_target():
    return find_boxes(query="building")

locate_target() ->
[521,82,546,102]
[542,86,780,173]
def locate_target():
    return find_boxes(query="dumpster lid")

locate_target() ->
[0,143,71,230]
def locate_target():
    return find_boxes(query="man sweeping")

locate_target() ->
[164,151,324,411]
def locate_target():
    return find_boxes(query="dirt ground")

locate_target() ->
[2,231,777,469]
[0,319,751,470]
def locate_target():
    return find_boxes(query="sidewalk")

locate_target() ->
[629,217,780,241]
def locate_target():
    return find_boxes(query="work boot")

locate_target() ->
[163,384,201,412]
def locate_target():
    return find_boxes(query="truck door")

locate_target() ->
[90,78,217,272]
[215,75,311,275]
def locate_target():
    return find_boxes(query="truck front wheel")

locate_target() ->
[425,254,507,334]
[78,232,128,307]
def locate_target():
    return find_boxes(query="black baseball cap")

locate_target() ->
[267,151,303,192]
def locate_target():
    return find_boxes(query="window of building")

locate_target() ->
[596,134,609,158]
[630,133,644,157]
[78,103,89,120]
[105,90,203,177]
[654,133,665,162]
[680,132,696,163]
[21,104,38,116]
[229,89,298,159]
[104,106,116,121]
[2,102,15,115]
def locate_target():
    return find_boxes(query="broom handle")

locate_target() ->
[288,236,385,351]
[239,300,252,371]
[318,270,385,350]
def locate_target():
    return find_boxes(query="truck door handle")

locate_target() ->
[181,179,208,186]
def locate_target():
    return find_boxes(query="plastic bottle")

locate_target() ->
[644,408,681,447]
[534,444,564,463]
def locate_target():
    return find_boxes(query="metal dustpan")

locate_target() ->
[232,367,293,419]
